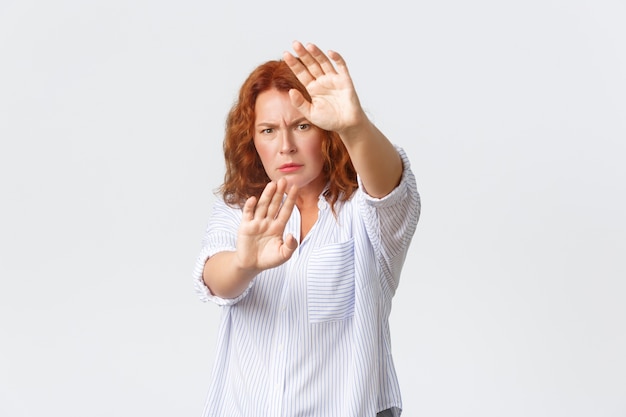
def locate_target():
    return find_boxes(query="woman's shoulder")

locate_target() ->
[208,196,244,224]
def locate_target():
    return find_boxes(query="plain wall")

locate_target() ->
[1,0,625,416]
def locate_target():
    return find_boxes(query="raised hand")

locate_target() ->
[235,178,299,273]
[283,40,403,199]
[282,41,366,135]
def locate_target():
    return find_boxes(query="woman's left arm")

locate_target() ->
[283,41,403,198]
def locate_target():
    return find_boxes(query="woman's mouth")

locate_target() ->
[279,163,303,173]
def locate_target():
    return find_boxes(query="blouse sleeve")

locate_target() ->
[356,146,421,294]
[191,199,255,306]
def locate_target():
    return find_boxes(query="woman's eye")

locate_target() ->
[261,128,273,134]
[297,124,310,131]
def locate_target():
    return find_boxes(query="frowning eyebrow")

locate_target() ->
[255,117,310,128]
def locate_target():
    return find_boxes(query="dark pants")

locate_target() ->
[377,409,393,417]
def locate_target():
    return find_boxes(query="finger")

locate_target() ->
[288,89,310,117]
[292,41,327,79]
[255,181,277,219]
[242,196,257,221]
[283,50,315,86]
[275,183,298,225]
[266,178,287,219]
[327,49,350,76]
[280,234,298,259]
[305,43,338,76]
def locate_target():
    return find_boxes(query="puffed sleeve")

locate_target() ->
[192,199,255,306]
[356,146,421,294]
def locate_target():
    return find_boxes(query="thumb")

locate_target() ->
[288,89,310,116]
[281,233,299,259]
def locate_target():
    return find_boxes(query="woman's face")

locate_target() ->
[253,88,326,196]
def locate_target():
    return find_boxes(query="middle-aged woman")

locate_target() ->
[193,40,421,417]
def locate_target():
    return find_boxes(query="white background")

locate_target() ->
[1,0,625,416]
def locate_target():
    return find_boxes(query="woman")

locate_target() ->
[193,41,420,417]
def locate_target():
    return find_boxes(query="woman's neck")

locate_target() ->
[295,183,325,242]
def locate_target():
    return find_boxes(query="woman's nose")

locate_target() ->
[279,132,296,154]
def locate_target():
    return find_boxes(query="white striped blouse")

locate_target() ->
[192,147,420,417]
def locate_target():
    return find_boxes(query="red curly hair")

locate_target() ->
[219,59,358,212]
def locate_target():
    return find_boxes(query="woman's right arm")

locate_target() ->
[202,179,299,299]
[202,251,261,299]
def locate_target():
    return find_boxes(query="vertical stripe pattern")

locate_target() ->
[192,147,420,417]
